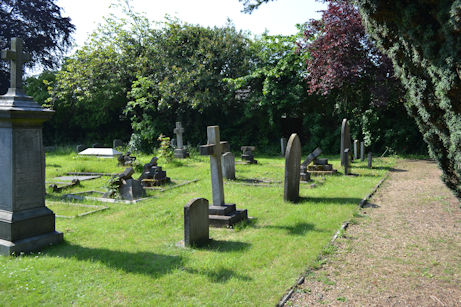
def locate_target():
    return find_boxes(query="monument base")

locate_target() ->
[208,203,248,228]
[0,231,63,255]
[174,148,189,158]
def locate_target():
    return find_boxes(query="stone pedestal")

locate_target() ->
[174,148,189,158]
[0,89,62,255]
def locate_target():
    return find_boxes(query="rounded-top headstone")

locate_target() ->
[284,133,301,202]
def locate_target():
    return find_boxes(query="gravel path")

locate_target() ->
[289,159,461,306]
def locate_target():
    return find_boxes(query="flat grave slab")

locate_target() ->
[52,175,101,181]
[47,201,108,218]
[78,148,122,158]
[63,191,156,204]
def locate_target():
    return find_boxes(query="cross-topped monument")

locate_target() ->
[173,121,189,158]
[200,125,247,227]
[0,37,61,255]
[2,37,31,92]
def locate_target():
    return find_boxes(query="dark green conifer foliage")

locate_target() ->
[356,0,460,198]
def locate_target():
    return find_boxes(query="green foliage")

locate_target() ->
[157,134,173,162]
[357,0,461,198]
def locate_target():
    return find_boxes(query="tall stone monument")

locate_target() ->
[173,122,189,158]
[0,38,62,255]
[284,133,301,202]
[353,140,359,160]
[200,126,247,227]
[340,119,352,166]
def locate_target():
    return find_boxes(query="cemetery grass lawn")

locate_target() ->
[0,150,395,306]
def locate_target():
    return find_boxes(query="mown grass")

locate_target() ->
[0,150,394,306]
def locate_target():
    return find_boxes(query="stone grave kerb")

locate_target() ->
[173,122,185,149]
[199,126,228,206]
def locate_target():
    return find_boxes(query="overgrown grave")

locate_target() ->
[200,125,248,227]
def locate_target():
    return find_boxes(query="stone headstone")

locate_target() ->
[344,149,350,175]
[200,126,247,227]
[340,119,351,166]
[360,141,365,161]
[241,146,257,164]
[354,140,359,160]
[368,152,372,168]
[117,151,136,166]
[301,147,322,167]
[119,178,145,200]
[0,37,62,255]
[184,198,210,247]
[221,152,236,180]
[113,139,123,148]
[76,144,87,153]
[281,137,287,156]
[173,122,189,158]
[284,133,301,202]
[138,156,170,186]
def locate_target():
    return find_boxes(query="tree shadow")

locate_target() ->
[264,222,328,236]
[362,202,380,208]
[184,266,252,283]
[297,196,363,205]
[353,166,408,172]
[195,239,251,253]
[230,178,280,184]
[47,242,183,278]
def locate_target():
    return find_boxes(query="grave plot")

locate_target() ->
[46,201,108,218]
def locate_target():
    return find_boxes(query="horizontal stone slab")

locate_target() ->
[209,204,236,215]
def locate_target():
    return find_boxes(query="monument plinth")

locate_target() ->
[0,38,62,255]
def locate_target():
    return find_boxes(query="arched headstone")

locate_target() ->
[184,198,210,247]
[284,133,301,202]
[340,119,351,166]
[221,152,236,180]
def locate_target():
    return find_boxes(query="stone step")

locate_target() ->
[209,204,236,215]
[209,209,248,228]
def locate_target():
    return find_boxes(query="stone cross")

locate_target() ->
[199,126,228,206]
[1,37,31,90]
[173,122,185,149]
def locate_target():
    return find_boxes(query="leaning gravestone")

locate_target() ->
[0,37,62,255]
[183,198,210,247]
[200,126,247,227]
[104,167,146,201]
[360,141,365,161]
[284,134,301,202]
[221,152,236,180]
[173,122,189,158]
[340,119,352,166]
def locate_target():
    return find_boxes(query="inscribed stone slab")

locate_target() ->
[184,198,210,247]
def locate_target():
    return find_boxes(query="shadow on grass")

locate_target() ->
[363,202,380,208]
[49,242,183,278]
[264,222,328,236]
[353,165,408,172]
[196,239,251,253]
[185,266,252,283]
[297,196,363,205]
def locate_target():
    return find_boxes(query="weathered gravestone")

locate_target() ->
[173,122,189,158]
[360,141,365,161]
[117,151,136,166]
[340,119,352,166]
[284,134,301,202]
[354,140,359,160]
[183,198,210,247]
[113,139,123,148]
[221,152,236,180]
[241,146,257,164]
[300,147,322,182]
[0,37,62,255]
[281,137,287,156]
[368,152,373,168]
[104,167,146,201]
[138,157,170,186]
[344,149,351,175]
[200,126,247,227]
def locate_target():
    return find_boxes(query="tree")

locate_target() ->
[0,0,75,94]
[356,0,461,198]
